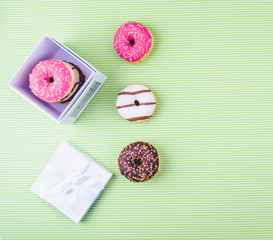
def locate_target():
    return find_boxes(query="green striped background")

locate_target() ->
[1,0,273,239]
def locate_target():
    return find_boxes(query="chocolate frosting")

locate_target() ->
[118,141,159,182]
[59,62,86,103]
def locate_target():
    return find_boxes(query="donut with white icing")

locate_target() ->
[116,84,156,122]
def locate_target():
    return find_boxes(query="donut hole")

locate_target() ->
[134,100,140,106]
[129,39,135,46]
[48,77,54,83]
[133,158,143,166]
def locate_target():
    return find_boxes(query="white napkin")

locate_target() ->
[31,142,112,223]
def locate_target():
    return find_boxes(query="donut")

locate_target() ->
[29,59,85,103]
[116,84,156,123]
[113,22,153,64]
[118,141,160,182]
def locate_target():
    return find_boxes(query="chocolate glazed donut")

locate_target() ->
[118,141,160,182]
[59,62,86,103]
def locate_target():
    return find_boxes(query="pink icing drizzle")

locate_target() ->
[29,59,72,102]
[113,22,153,63]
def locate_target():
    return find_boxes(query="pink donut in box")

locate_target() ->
[29,59,86,103]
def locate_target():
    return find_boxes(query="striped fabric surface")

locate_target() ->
[1,1,273,239]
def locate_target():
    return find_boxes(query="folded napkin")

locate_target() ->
[31,142,112,223]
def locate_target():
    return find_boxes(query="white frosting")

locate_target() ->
[116,84,156,122]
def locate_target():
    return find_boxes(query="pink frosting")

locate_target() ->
[29,59,73,102]
[114,22,153,63]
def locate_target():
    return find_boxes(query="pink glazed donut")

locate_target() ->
[113,22,153,64]
[29,59,85,103]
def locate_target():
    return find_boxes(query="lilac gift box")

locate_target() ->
[9,35,107,124]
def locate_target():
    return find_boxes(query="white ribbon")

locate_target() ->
[40,155,103,220]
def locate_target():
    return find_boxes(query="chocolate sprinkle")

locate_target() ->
[118,141,160,182]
